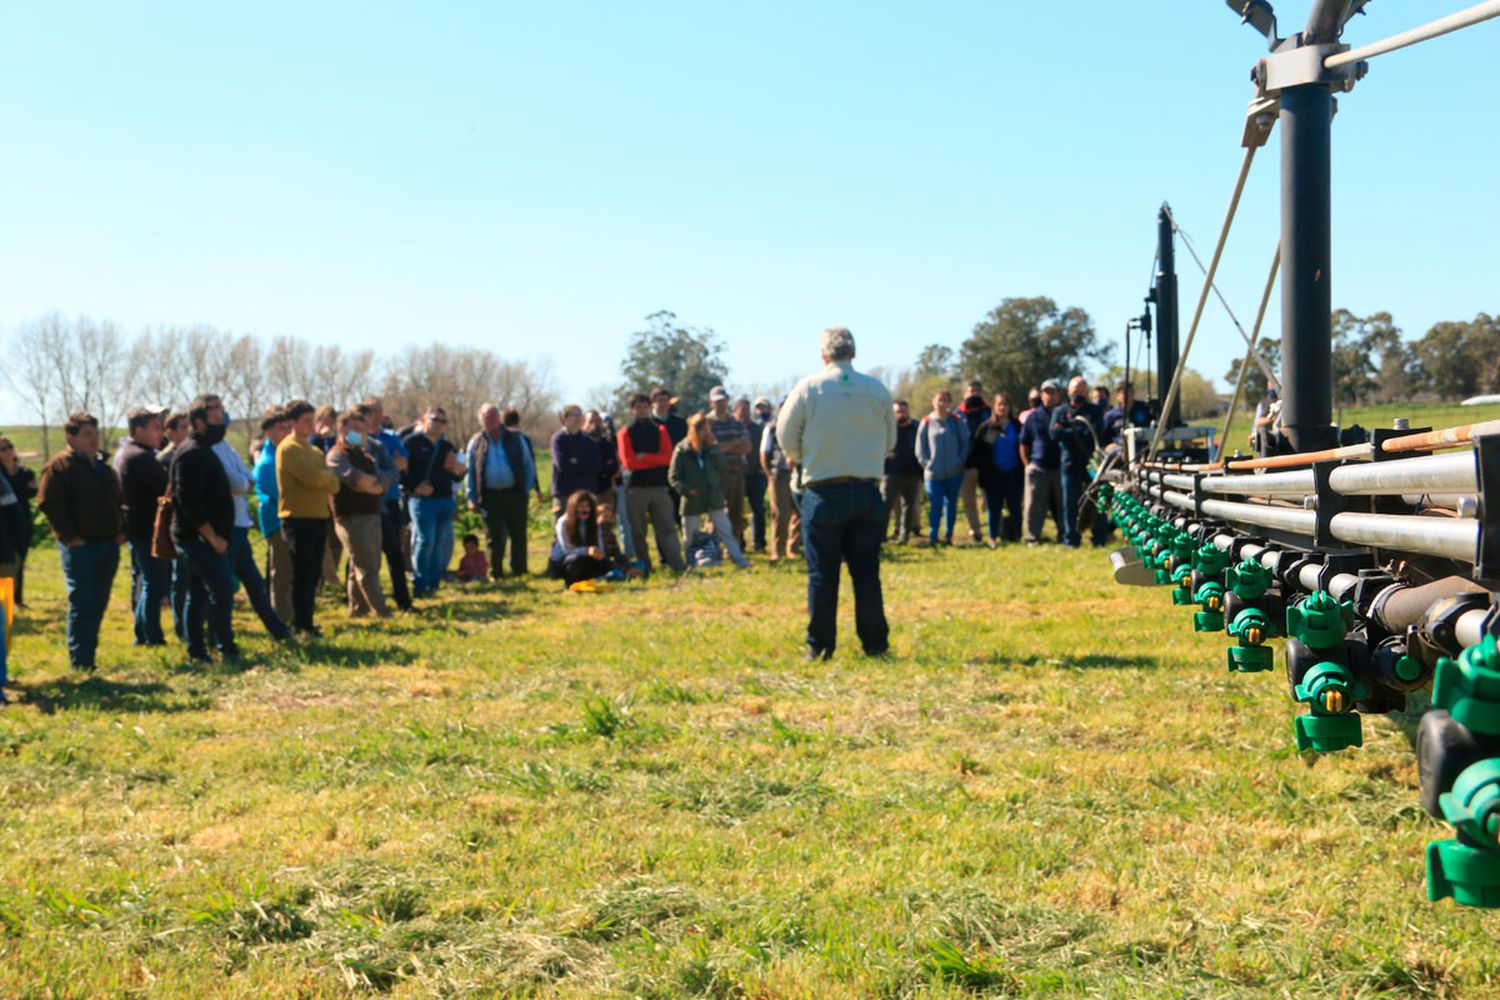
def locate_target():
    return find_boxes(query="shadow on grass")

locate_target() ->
[17,675,213,715]
[1006,652,1162,671]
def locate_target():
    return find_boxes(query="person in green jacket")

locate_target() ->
[668,413,750,569]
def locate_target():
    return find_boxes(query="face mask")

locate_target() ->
[1070,394,1087,406]
[345,431,364,448]
[202,423,227,446]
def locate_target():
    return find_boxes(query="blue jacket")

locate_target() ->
[252,442,280,536]
[1020,408,1059,470]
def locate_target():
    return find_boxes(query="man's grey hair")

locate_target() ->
[478,403,500,417]
[822,326,856,361]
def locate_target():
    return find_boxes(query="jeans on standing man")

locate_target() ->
[410,496,456,595]
[801,482,889,656]
[60,541,120,669]
[127,539,169,646]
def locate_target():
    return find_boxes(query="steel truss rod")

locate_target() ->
[1325,0,1500,69]
[1147,146,1258,460]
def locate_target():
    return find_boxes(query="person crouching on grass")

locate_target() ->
[669,414,751,570]
[456,534,489,583]
[553,490,612,586]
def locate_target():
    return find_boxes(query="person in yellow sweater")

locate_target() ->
[276,400,341,637]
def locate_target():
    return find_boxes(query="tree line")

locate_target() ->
[3,313,559,457]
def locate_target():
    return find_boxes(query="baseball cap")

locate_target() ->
[708,385,729,402]
[754,396,771,408]
[1040,378,1061,391]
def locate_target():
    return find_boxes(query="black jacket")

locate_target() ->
[402,433,464,500]
[968,416,1023,484]
[884,420,921,477]
[116,437,169,541]
[169,434,234,545]
[1049,400,1104,475]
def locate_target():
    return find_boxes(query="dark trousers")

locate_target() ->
[380,499,412,610]
[13,543,27,606]
[561,552,609,585]
[981,469,1024,543]
[482,489,529,577]
[171,554,190,641]
[1060,470,1109,547]
[284,517,329,632]
[800,480,888,657]
[228,526,290,640]
[881,473,922,541]
[59,540,119,669]
[178,536,238,659]
[745,472,768,551]
[127,538,169,645]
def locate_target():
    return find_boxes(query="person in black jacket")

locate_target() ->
[1048,376,1107,549]
[881,400,922,543]
[967,393,1025,545]
[0,464,24,702]
[0,437,37,608]
[170,395,240,663]
[114,407,170,646]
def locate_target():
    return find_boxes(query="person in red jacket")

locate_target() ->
[617,393,685,573]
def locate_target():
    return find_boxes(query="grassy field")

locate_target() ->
[1,405,1499,997]
[1216,401,1500,457]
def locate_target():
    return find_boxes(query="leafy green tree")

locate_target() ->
[914,344,955,381]
[1224,338,1281,404]
[1415,313,1500,400]
[958,297,1109,400]
[1330,309,1379,408]
[615,311,730,417]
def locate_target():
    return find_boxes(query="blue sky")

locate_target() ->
[1,1,1494,415]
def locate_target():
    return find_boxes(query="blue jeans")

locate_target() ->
[178,536,238,660]
[59,540,119,669]
[228,526,290,640]
[800,480,888,657]
[127,538,170,645]
[410,496,456,596]
[925,474,962,543]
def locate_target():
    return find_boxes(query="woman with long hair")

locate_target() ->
[668,413,750,569]
[554,489,611,585]
[968,392,1024,545]
[0,437,36,607]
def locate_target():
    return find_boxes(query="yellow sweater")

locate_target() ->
[276,435,340,520]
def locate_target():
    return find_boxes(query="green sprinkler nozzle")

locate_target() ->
[1429,758,1500,907]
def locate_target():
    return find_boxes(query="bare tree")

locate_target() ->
[4,314,64,458]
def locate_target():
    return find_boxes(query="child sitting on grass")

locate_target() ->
[455,533,489,583]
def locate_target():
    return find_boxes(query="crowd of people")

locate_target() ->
[0,327,1140,700]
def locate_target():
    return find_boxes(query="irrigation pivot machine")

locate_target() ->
[1096,0,1500,907]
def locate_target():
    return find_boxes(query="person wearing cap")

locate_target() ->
[777,326,895,660]
[1049,375,1107,548]
[1252,386,1281,457]
[956,379,988,543]
[707,387,751,550]
[740,397,771,553]
[114,406,170,646]
[1019,379,1064,544]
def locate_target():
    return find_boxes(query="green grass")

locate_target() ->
[0,405,1498,996]
[1218,400,1500,456]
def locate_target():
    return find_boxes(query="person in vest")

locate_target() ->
[327,408,393,617]
[618,393,686,573]
[668,413,750,569]
[465,403,538,579]
[914,389,971,546]
[38,412,126,671]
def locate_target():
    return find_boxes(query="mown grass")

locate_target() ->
[0,404,1497,997]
